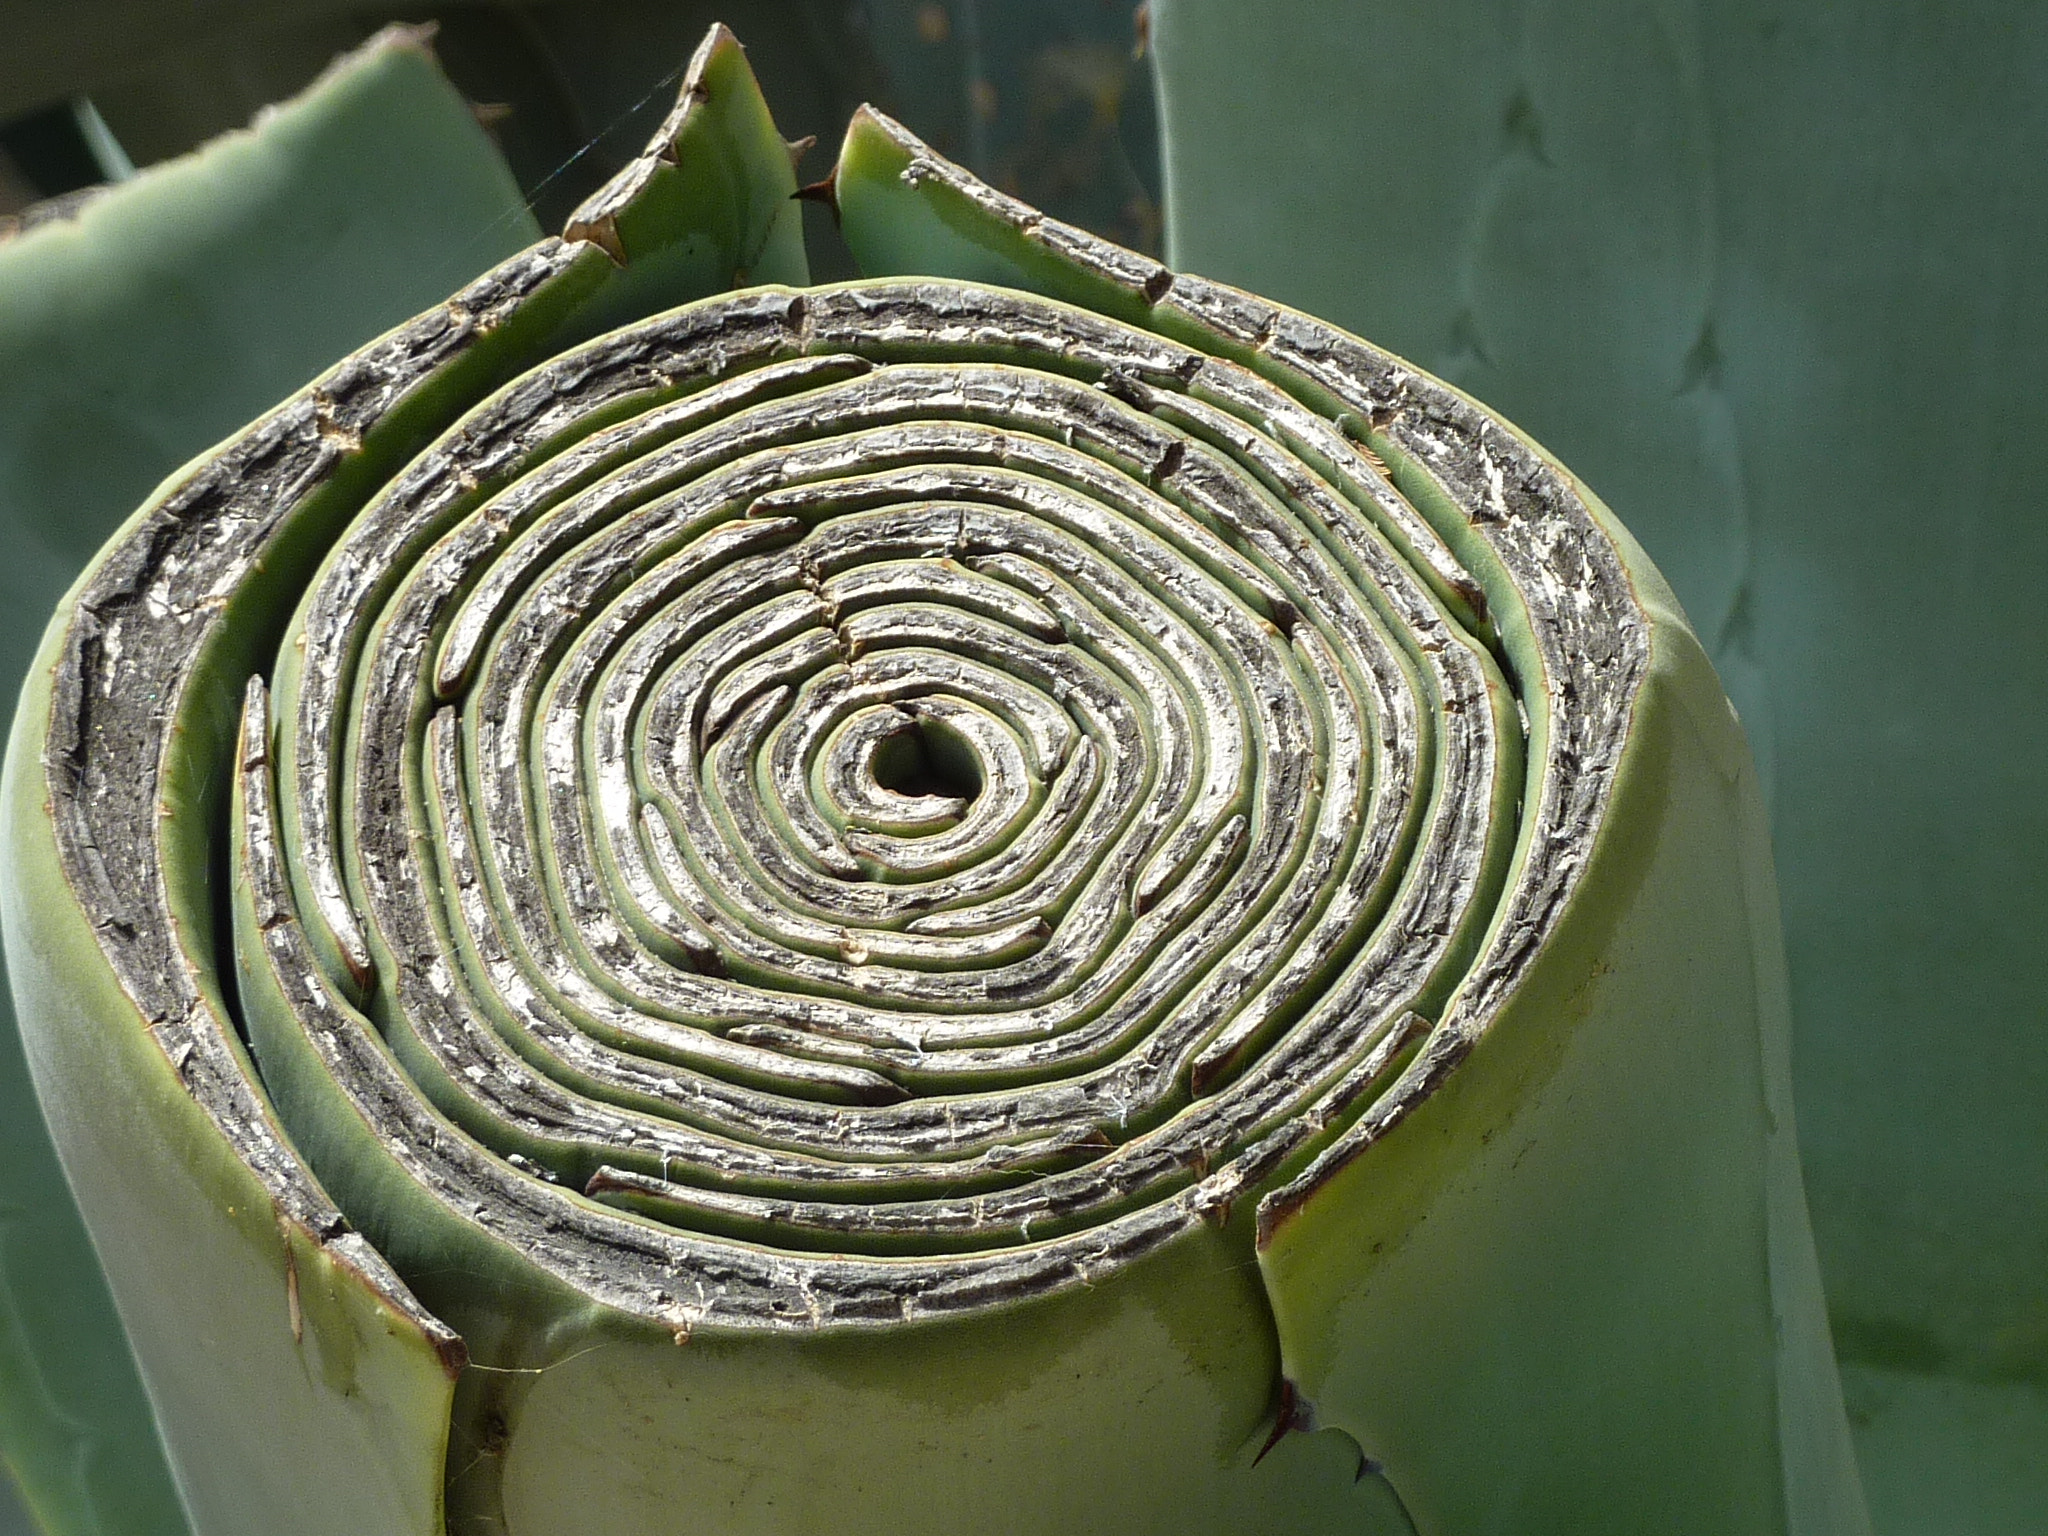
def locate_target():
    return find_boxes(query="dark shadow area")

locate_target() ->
[2,2,1161,273]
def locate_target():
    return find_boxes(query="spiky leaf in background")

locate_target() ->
[0,17,1872,1536]
[1147,4,2046,1533]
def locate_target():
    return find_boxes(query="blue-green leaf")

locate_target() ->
[0,29,538,1534]
[1151,4,2048,1531]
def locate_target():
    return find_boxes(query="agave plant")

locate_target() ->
[1,22,1874,1536]
[1145,8,2048,1534]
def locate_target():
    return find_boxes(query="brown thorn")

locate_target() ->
[1251,1386,1293,1466]
[1252,1378,1310,1466]
[564,211,627,266]
[792,170,840,226]
[784,133,818,167]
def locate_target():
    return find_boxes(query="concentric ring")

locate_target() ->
[45,148,1646,1341]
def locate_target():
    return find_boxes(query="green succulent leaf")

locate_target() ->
[1148,5,2048,1531]
[5,21,1872,1536]
[0,27,542,1536]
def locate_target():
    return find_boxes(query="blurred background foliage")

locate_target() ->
[0,1,1160,263]
[0,4,2040,1535]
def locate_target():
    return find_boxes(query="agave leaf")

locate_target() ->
[0,28,546,1536]
[837,111,1864,1534]
[7,20,1874,1536]
[1149,4,2048,1530]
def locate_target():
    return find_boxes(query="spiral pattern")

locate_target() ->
[46,168,1647,1338]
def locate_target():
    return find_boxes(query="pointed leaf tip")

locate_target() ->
[556,21,806,290]
[642,22,737,165]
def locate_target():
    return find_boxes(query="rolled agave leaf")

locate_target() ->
[1,25,1865,1536]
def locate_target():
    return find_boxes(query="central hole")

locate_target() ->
[872,717,982,803]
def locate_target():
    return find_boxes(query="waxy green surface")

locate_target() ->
[841,128,1862,1532]
[1149,6,2048,1530]
[0,31,541,1535]
[4,19,1877,1536]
